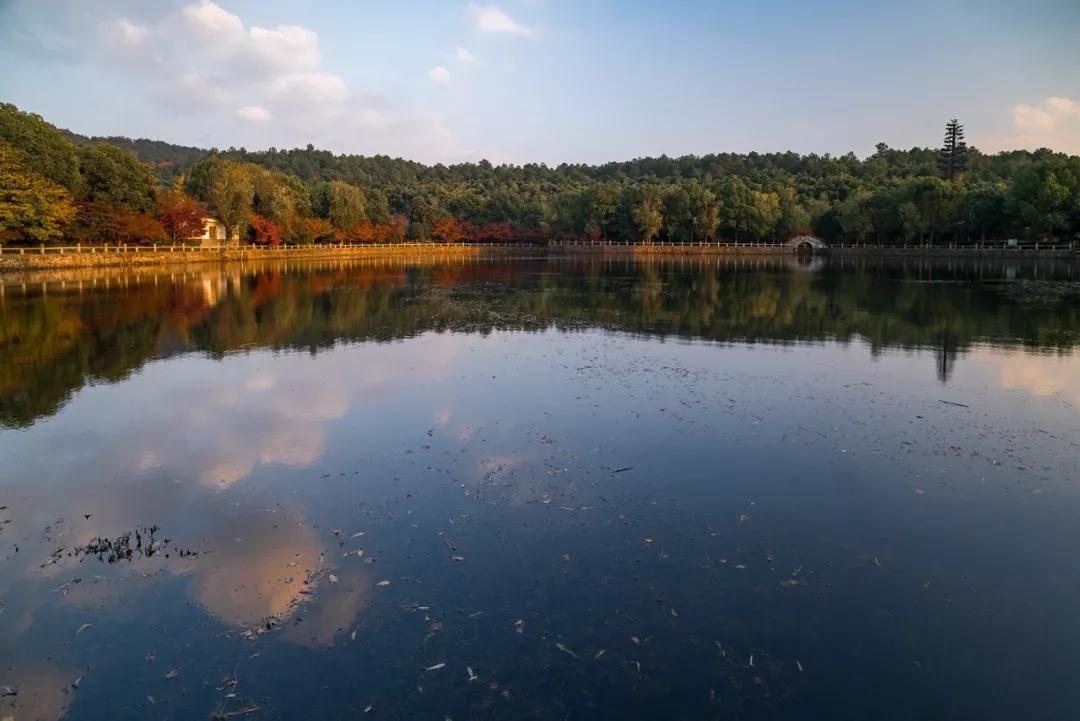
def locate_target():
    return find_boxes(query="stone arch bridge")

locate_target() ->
[787,235,828,253]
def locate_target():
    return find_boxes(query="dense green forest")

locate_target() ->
[2,101,1079,246]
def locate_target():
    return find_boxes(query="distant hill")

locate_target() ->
[58,128,209,185]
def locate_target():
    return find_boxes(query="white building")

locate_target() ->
[192,216,241,247]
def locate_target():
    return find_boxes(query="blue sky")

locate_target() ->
[1,0,1077,163]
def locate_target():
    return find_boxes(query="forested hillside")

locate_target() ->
[2,102,1078,246]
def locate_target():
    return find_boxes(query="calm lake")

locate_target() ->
[2,254,1080,721]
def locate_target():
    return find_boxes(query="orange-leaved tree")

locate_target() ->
[432,217,466,243]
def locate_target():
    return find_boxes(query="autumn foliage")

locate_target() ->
[249,213,283,246]
[71,202,166,244]
[432,217,466,243]
[156,190,207,242]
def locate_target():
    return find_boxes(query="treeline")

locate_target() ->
[2,101,1079,246]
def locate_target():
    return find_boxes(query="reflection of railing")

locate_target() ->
[547,239,1078,251]
[0,242,524,255]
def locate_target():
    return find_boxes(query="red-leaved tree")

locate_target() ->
[156,191,207,242]
[250,214,283,246]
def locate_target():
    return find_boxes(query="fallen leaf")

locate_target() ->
[555,642,577,658]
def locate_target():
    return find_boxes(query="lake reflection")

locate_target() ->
[1,255,1079,721]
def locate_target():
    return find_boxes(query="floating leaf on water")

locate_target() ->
[424,662,446,672]
[75,623,91,636]
[450,555,465,562]
[738,514,750,525]
[561,553,571,562]
[670,608,678,617]
[555,642,577,658]
[165,669,178,679]
[780,579,801,589]
[375,580,391,587]
[513,619,524,633]
[749,654,754,667]
[363,704,374,713]
[351,628,357,641]
[594,649,606,659]
[796,660,805,672]
[467,667,478,682]
[643,538,653,545]
[631,636,641,645]
[329,573,339,584]
[714,641,726,657]
[352,532,365,538]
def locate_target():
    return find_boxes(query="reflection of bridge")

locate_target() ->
[787,235,828,253]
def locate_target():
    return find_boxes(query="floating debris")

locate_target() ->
[75,623,92,636]
[328,574,339,584]
[594,649,606,659]
[375,580,391,587]
[466,667,478,682]
[796,660,805,672]
[424,663,446,672]
[513,619,524,634]
[450,555,465,562]
[555,642,577,658]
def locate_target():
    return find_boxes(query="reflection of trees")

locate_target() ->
[2,257,1078,427]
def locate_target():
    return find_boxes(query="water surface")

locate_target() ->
[2,255,1079,720]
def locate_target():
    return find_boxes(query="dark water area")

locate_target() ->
[1,254,1079,721]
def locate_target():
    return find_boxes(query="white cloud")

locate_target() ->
[180,0,244,43]
[985,96,1080,154]
[428,65,451,83]
[469,3,533,35]
[247,24,319,72]
[1012,96,1078,133]
[178,72,231,108]
[265,72,349,105]
[453,46,477,64]
[237,105,271,122]
[114,18,147,45]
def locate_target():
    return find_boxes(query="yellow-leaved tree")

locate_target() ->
[0,143,75,243]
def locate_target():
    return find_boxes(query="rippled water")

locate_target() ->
[1,254,1079,720]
